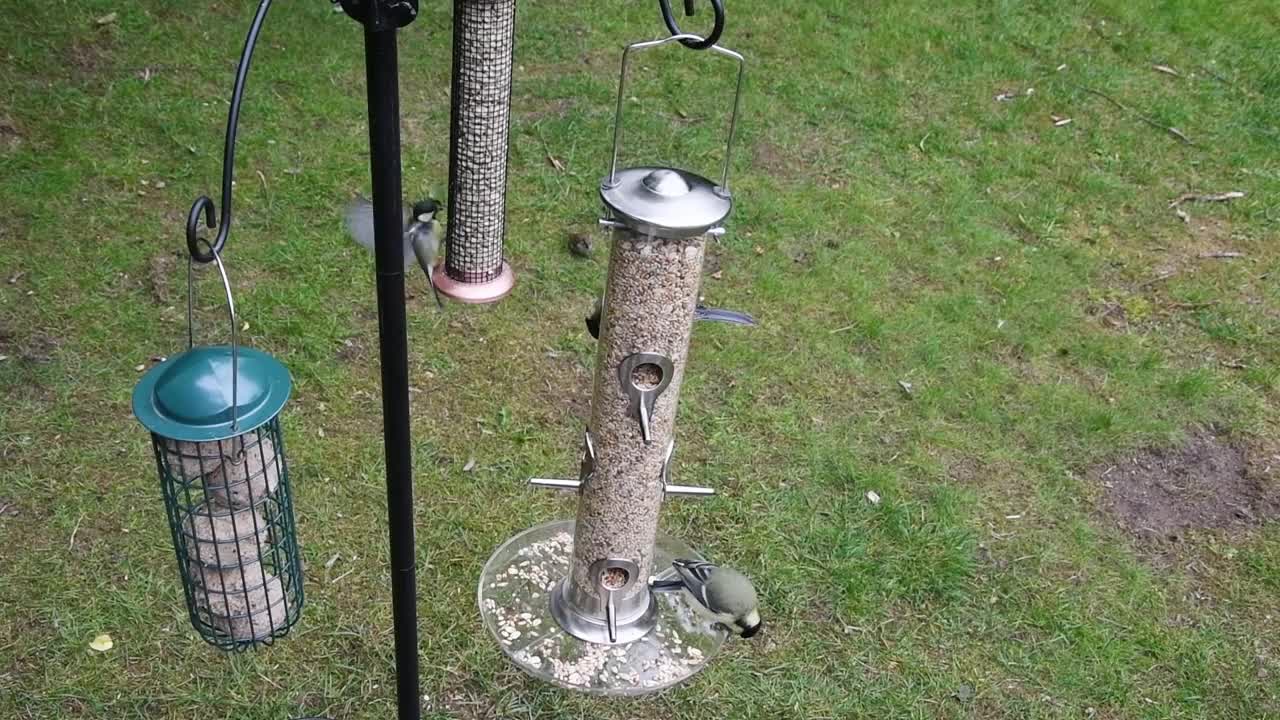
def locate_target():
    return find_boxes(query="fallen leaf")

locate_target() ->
[1152,64,1180,77]
[463,457,477,472]
[897,380,914,396]
[89,634,114,652]
[754,245,765,256]
[546,153,565,172]
[710,271,723,280]
[865,490,881,505]
[94,12,118,26]
[134,364,146,372]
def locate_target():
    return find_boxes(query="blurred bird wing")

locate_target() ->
[343,197,413,266]
[694,307,757,326]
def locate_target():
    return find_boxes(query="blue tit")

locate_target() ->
[652,559,762,638]
[344,196,445,309]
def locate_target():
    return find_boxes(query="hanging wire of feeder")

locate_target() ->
[133,0,305,652]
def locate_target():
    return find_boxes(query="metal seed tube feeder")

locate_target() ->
[434,0,518,303]
[478,31,746,694]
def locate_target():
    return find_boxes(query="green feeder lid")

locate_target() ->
[132,345,291,442]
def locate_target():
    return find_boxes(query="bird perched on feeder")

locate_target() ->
[344,196,445,309]
[651,559,762,638]
[585,297,756,339]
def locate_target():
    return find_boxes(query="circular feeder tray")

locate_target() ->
[433,261,515,304]
[478,519,726,695]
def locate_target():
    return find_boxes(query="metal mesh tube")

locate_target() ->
[568,229,707,609]
[444,0,516,284]
[152,418,304,651]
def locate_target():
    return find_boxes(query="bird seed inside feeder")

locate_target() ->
[600,566,630,590]
[189,560,271,594]
[205,434,280,508]
[570,229,706,606]
[198,574,287,641]
[163,436,244,479]
[182,502,269,567]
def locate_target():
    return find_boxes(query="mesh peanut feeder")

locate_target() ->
[434,0,518,303]
[132,251,303,651]
[478,32,747,694]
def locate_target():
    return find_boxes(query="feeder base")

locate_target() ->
[433,261,515,304]
[478,519,726,695]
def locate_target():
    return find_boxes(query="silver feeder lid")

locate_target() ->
[600,167,731,239]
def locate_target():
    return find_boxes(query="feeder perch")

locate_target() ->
[133,252,303,651]
[435,0,518,303]
[479,33,746,694]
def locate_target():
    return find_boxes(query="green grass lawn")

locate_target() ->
[2,1,1279,717]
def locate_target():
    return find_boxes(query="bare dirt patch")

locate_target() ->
[1094,428,1280,544]
[0,115,22,152]
[147,252,179,305]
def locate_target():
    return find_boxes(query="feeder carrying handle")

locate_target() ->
[184,0,275,264]
[606,34,746,195]
[186,242,242,431]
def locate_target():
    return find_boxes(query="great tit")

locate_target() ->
[344,196,445,309]
[652,559,762,638]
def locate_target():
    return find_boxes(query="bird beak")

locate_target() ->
[741,621,762,638]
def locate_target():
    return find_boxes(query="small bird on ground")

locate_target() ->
[651,559,762,638]
[344,196,445,309]
[568,232,594,258]
[585,296,756,339]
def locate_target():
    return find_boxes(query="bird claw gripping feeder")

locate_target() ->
[132,251,303,651]
[433,0,518,303]
[479,29,747,694]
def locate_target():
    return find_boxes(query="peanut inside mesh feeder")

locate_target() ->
[478,33,746,694]
[132,251,304,651]
[433,0,518,304]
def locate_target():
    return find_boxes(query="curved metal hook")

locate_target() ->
[185,0,274,264]
[659,0,724,50]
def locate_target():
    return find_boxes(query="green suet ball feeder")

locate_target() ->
[132,251,304,651]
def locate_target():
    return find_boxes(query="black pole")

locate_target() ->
[343,1,421,718]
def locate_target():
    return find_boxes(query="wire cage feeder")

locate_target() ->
[435,0,518,303]
[132,252,303,651]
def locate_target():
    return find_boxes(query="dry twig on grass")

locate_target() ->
[1068,81,1194,144]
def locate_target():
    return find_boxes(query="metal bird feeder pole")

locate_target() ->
[434,0,518,303]
[336,1,423,718]
[478,31,746,694]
